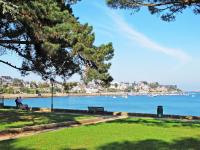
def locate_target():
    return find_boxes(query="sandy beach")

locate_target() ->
[0,92,128,99]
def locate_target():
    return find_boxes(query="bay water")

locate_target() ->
[4,93,200,116]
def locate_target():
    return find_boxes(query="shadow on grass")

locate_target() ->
[61,148,86,150]
[1,138,200,150]
[107,118,200,128]
[97,138,200,150]
[0,109,89,130]
[0,139,87,150]
[0,139,34,150]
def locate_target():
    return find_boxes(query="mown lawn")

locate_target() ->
[1,117,200,150]
[0,109,94,131]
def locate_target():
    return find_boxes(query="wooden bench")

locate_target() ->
[88,106,104,113]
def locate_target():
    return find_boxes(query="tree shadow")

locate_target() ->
[108,118,200,128]
[1,138,199,150]
[0,139,35,150]
[0,139,87,150]
[97,138,200,150]
[0,109,91,130]
[61,148,87,150]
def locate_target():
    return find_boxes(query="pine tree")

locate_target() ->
[0,0,114,85]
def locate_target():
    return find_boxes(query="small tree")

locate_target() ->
[63,82,78,93]
[114,83,118,88]
[149,82,159,89]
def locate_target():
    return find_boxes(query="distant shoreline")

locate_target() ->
[1,92,128,99]
[1,92,186,99]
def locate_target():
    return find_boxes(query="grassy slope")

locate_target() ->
[1,118,200,150]
[0,109,94,131]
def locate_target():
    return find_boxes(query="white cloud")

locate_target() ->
[92,2,191,62]
[94,26,114,38]
[109,12,191,63]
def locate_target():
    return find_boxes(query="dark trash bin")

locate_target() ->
[157,106,163,118]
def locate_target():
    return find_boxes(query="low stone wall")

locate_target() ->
[3,106,16,109]
[0,121,78,135]
[2,106,200,120]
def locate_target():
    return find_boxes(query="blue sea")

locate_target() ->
[4,93,200,116]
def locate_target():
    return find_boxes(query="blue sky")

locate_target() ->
[1,0,200,91]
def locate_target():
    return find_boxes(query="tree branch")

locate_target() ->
[0,44,33,61]
[115,0,200,7]
[0,40,33,44]
[0,59,32,71]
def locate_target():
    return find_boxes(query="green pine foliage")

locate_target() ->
[107,0,200,21]
[0,0,114,85]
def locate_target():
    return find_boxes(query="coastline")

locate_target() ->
[0,92,185,99]
[1,92,127,99]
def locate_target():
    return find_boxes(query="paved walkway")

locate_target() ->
[0,115,128,141]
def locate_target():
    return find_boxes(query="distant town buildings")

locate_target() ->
[0,76,182,94]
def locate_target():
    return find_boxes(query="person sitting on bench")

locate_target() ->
[15,97,29,110]
[15,97,22,108]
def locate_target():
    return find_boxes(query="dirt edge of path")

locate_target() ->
[0,115,127,141]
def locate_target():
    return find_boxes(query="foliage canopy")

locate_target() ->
[0,0,114,85]
[107,0,200,21]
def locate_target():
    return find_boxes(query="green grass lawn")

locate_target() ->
[0,109,94,131]
[1,117,200,150]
